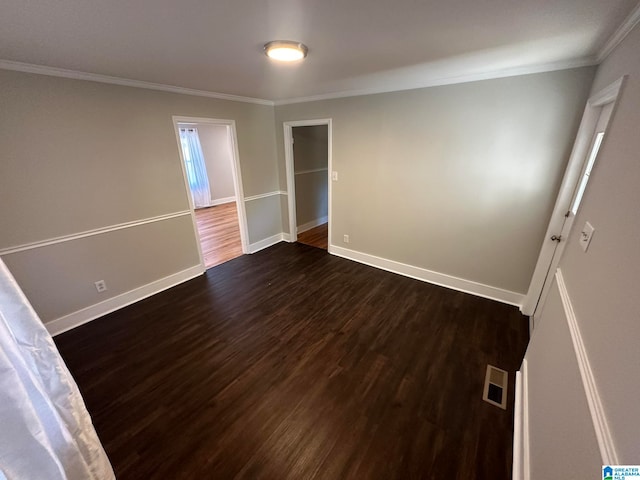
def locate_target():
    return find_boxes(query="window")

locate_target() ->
[571,131,604,215]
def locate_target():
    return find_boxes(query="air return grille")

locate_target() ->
[482,365,508,410]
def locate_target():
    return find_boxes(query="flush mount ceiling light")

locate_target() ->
[264,40,308,61]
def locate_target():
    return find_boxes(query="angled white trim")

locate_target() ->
[247,233,285,253]
[208,196,236,206]
[596,2,640,63]
[244,190,287,202]
[0,211,191,256]
[329,245,524,307]
[513,359,531,480]
[273,57,597,105]
[0,59,273,106]
[282,233,292,242]
[297,216,328,234]
[555,269,618,464]
[588,76,627,107]
[47,264,204,336]
[295,167,328,175]
[513,370,523,480]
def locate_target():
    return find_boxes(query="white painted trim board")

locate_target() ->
[513,370,523,480]
[247,233,287,253]
[0,211,191,256]
[555,269,618,464]
[0,59,273,105]
[596,2,640,62]
[513,359,531,480]
[295,167,328,175]
[329,245,524,307]
[297,216,328,234]
[273,58,597,105]
[47,264,204,336]
[208,196,236,206]
[244,191,287,202]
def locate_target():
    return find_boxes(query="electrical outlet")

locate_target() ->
[332,171,338,181]
[94,280,107,293]
[343,234,349,243]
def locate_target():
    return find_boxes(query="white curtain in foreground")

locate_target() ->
[179,127,211,208]
[0,259,114,480]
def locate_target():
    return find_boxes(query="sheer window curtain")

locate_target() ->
[179,127,211,208]
[0,259,114,480]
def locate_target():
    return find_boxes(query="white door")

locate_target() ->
[522,77,625,321]
[534,110,610,316]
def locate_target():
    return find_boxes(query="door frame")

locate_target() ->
[521,77,626,319]
[172,116,250,269]
[283,119,333,244]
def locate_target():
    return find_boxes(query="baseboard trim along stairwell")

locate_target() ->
[46,264,204,336]
[329,245,524,307]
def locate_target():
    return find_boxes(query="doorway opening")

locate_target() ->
[284,120,332,251]
[522,77,626,323]
[172,116,249,269]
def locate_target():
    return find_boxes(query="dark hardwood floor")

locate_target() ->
[55,243,529,480]
[297,222,328,250]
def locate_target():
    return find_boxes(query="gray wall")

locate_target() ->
[0,69,279,324]
[527,22,640,467]
[275,68,595,294]
[196,124,236,203]
[293,125,328,229]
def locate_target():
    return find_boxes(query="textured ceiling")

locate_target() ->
[0,0,637,101]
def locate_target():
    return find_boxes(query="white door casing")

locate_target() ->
[283,119,333,244]
[172,116,250,267]
[521,77,626,320]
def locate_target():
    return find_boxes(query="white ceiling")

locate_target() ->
[0,0,638,102]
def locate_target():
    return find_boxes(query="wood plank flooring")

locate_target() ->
[195,202,243,268]
[55,243,529,480]
[297,223,328,250]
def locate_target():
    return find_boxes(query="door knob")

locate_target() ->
[550,235,562,242]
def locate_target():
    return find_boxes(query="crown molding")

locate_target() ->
[596,2,640,63]
[272,57,598,105]
[0,54,601,108]
[0,59,274,106]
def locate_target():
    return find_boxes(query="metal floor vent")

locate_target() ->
[482,365,508,410]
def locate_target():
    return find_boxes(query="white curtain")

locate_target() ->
[0,259,115,480]
[179,127,211,208]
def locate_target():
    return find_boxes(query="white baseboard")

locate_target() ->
[209,196,236,206]
[247,233,287,253]
[282,233,292,242]
[329,245,524,307]
[513,360,530,480]
[297,216,328,234]
[513,370,523,480]
[46,264,204,336]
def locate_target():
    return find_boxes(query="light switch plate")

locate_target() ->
[580,221,595,252]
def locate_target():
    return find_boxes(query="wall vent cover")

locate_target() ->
[482,365,508,410]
